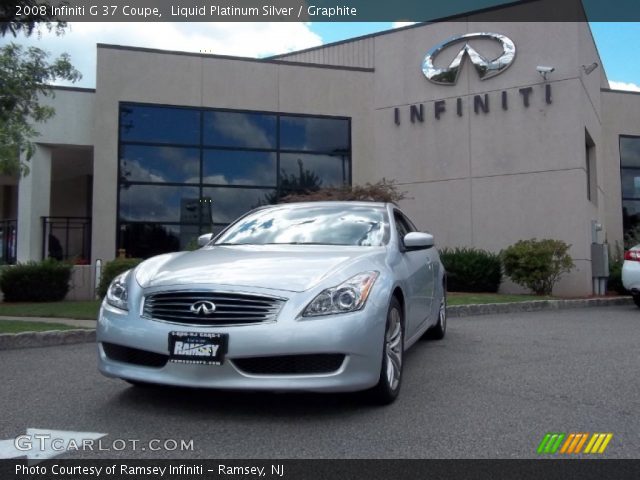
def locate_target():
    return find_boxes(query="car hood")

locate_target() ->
[134,245,385,293]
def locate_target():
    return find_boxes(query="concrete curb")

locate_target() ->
[0,329,96,351]
[0,297,634,350]
[448,296,634,318]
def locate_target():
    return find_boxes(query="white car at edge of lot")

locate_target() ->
[622,244,640,308]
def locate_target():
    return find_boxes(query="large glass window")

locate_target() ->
[118,103,351,258]
[620,136,640,237]
[119,105,200,145]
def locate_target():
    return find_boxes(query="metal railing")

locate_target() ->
[0,219,17,264]
[42,216,92,263]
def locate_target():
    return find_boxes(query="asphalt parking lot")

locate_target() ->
[0,305,638,459]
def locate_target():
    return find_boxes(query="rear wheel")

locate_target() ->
[367,297,403,405]
[633,295,640,308]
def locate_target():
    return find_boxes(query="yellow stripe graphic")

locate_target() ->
[597,434,613,453]
[591,434,606,453]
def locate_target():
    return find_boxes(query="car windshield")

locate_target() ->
[214,204,389,246]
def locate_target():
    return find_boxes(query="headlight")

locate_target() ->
[302,271,379,317]
[106,270,130,311]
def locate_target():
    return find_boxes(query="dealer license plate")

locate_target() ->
[168,332,228,365]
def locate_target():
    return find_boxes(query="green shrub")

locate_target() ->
[607,243,627,295]
[0,260,72,302]
[501,239,574,295]
[440,247,502,292]
[97,258,143,298]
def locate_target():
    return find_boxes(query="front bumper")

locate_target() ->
[97,287,388,393]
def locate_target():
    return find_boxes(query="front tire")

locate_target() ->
[424,292,447,340]
[367,297,404,405]
[633,295,640,308]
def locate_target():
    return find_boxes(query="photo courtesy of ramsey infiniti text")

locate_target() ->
[97,202,446,404]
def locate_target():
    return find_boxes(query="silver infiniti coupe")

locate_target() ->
[97,201,446,404]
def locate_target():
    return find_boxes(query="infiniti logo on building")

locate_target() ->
[190,301,216,316]
[422,32,516,85]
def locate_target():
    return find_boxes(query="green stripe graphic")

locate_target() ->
[549,433,565,453]
[537,434,552,454]
[537,433,565,454]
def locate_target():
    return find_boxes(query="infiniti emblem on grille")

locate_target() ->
[190,301,216,316]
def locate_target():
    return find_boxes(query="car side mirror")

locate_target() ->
[197,233,213,247]
[403,232,434,250]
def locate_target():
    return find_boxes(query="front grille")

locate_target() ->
[143,291,285,325]
[232,354,346,375]
[102,342,168,368]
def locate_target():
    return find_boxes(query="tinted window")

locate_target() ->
[119,105,200,145]
[203,111,276,149]
[620,136,640,237]
[623,200,640,233]
[203,150,277,186]
[119,223,193,258]
[119,185,200,223]
[280,116,349,152]
[621,137,640,168]
[120,145,199,184]
[280,153,350,191]
[216,205,389,246]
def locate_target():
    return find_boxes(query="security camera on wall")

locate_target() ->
[536,65,555,80]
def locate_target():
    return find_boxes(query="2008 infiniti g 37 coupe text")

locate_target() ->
[97,201,446,404]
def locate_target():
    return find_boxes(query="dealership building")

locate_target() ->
[1,1,640,298]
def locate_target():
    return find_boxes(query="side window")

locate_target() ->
[393,211,414,248]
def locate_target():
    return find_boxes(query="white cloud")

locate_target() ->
[609,80,640,92]
[8,22,322,88]
[391,21,417,29]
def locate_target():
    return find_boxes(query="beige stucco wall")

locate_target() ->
[358,22,607,295]
[38,88,94,146]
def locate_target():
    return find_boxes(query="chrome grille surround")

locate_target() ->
[142,291,286,326]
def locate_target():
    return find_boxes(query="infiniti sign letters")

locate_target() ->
[422,32,516,85]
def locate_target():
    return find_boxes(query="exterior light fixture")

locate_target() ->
[582,62,599,75]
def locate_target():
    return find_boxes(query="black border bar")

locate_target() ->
[3,0,640,22]
[3,459,640,480]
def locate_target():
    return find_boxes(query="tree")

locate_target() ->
[0,1,66,38]
[0,43,81,175]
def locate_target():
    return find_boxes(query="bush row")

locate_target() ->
[440,247,502,293]
[441,239,574,295]
[0,258,144,302]
[0,260,73,302]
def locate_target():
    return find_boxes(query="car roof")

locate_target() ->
[259,200,390,210]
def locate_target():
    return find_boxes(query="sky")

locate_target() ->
[1,21,639,92]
